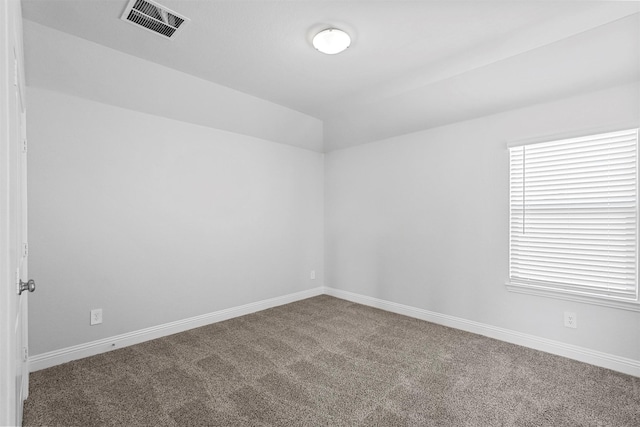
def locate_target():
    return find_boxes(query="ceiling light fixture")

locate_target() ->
[312,28,351,55]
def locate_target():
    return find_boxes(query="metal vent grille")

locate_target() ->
[121,0,189,39]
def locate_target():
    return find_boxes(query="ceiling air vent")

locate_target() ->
[121,0,189,39]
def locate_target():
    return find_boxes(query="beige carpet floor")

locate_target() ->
[23,295,640,426]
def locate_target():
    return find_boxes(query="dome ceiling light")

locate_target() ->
[312,28,351,55]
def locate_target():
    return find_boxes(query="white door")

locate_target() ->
[0,1,30,425]
[14,44,30,424]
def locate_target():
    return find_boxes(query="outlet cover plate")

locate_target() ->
[564,311,577,329]
[91,308,103,326]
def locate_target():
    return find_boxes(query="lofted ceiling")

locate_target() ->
[21,0,640,152]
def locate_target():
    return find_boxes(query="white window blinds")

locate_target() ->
[509,129,639,301]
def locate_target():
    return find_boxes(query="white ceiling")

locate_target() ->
[21,0,640,152]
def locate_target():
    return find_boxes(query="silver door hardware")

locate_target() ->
[18,279,35,295]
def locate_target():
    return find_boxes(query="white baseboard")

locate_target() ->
[30,285,640,378]
[324,287,640,378]
[29,287,324,372]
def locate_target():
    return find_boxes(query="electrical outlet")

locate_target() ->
[564,311,577,329]
[91,308,103,326]
[310,270,316,280]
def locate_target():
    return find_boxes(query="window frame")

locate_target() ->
[506,126,640,312]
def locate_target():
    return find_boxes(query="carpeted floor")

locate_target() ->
[23,295,640,426]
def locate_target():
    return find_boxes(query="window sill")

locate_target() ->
[506,281,640,312]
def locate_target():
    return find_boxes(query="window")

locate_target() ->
[508,129,639,307]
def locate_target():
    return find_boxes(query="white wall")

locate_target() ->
[325,82,640,361]
[27,87,324,356]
